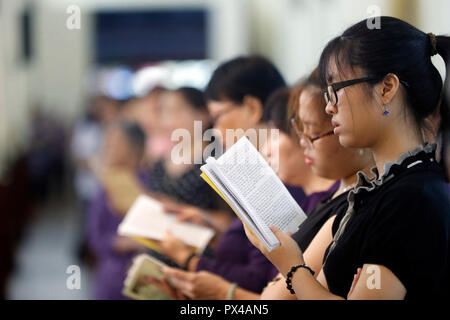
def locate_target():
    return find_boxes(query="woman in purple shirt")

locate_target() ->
[87,120,148,300]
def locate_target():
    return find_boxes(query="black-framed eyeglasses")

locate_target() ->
[324,76,409,106]
[290,118,334,149]
[324,77,378,107]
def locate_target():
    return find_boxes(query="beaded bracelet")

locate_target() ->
[285,264,315,294]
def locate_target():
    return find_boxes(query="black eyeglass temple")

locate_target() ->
[331,77,409,90]
[332,77,378,90]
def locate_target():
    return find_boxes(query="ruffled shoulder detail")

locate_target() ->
[380,142,436,182]
[349,142,436,197]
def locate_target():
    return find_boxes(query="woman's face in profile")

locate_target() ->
[299,88,364,180]
[160,91,210,138]
[102,126,133,167]
[160,92,197,134]
[262,131,306,185]
[324,60,385,149]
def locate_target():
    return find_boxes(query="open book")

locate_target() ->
[200,136,307,251]
[97,167,145,215]
[122,253,175,300]
[118,195,215,254]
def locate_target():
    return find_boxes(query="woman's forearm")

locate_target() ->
[291,269,344,300]
[187,256,200,271]
[260,277,295,300]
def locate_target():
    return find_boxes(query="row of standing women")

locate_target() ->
[87,16,450,300]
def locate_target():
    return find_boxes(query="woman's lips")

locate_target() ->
[305,156,313,164]
[332,120,340,135]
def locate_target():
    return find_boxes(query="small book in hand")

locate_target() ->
[117,195,215,254]
[122,253,175,300]
[200,136,307,251]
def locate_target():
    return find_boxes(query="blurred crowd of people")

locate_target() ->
[75,28,450,298]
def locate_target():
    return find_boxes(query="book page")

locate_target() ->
[201,165,272,250]
[208,137,306,249]
[118,195,215,252]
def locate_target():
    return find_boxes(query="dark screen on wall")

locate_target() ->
[94,9,208,64]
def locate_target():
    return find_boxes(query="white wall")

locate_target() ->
[248,0,449,84]
[248,0,392,83]
[0,0,31,175]
[417,0,450,79]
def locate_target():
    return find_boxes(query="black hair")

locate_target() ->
[287,69,329,136]
[205,55,286,106]
[262,87,290,134]
[318,16,450,138]
[174,87,207,112]
[114,120,147,153]
[442,63,450,177]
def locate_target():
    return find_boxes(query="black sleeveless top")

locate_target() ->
[322,144,450,299]
[292,190,349,252]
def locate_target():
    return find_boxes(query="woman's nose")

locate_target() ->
[325,101,337,115]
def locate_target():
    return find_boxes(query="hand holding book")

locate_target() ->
[118,195,215,254]
[243,223,305,278]
[122,254,177,300]
[162,267,231,300]
[146,277,186,300]
[200,136,307,251]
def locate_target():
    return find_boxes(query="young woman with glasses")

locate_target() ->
[244,16,450,299]
[259,70,374,299]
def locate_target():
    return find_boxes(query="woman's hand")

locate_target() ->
[243,224,304,276]
[159,231,193,266]
[176,207,209,226]
[162,267,231,300]
[162,201,185,215]
[163,203,210,227]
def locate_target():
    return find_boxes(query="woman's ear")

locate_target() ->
[379,73,400,105]
[242,95,263,126]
